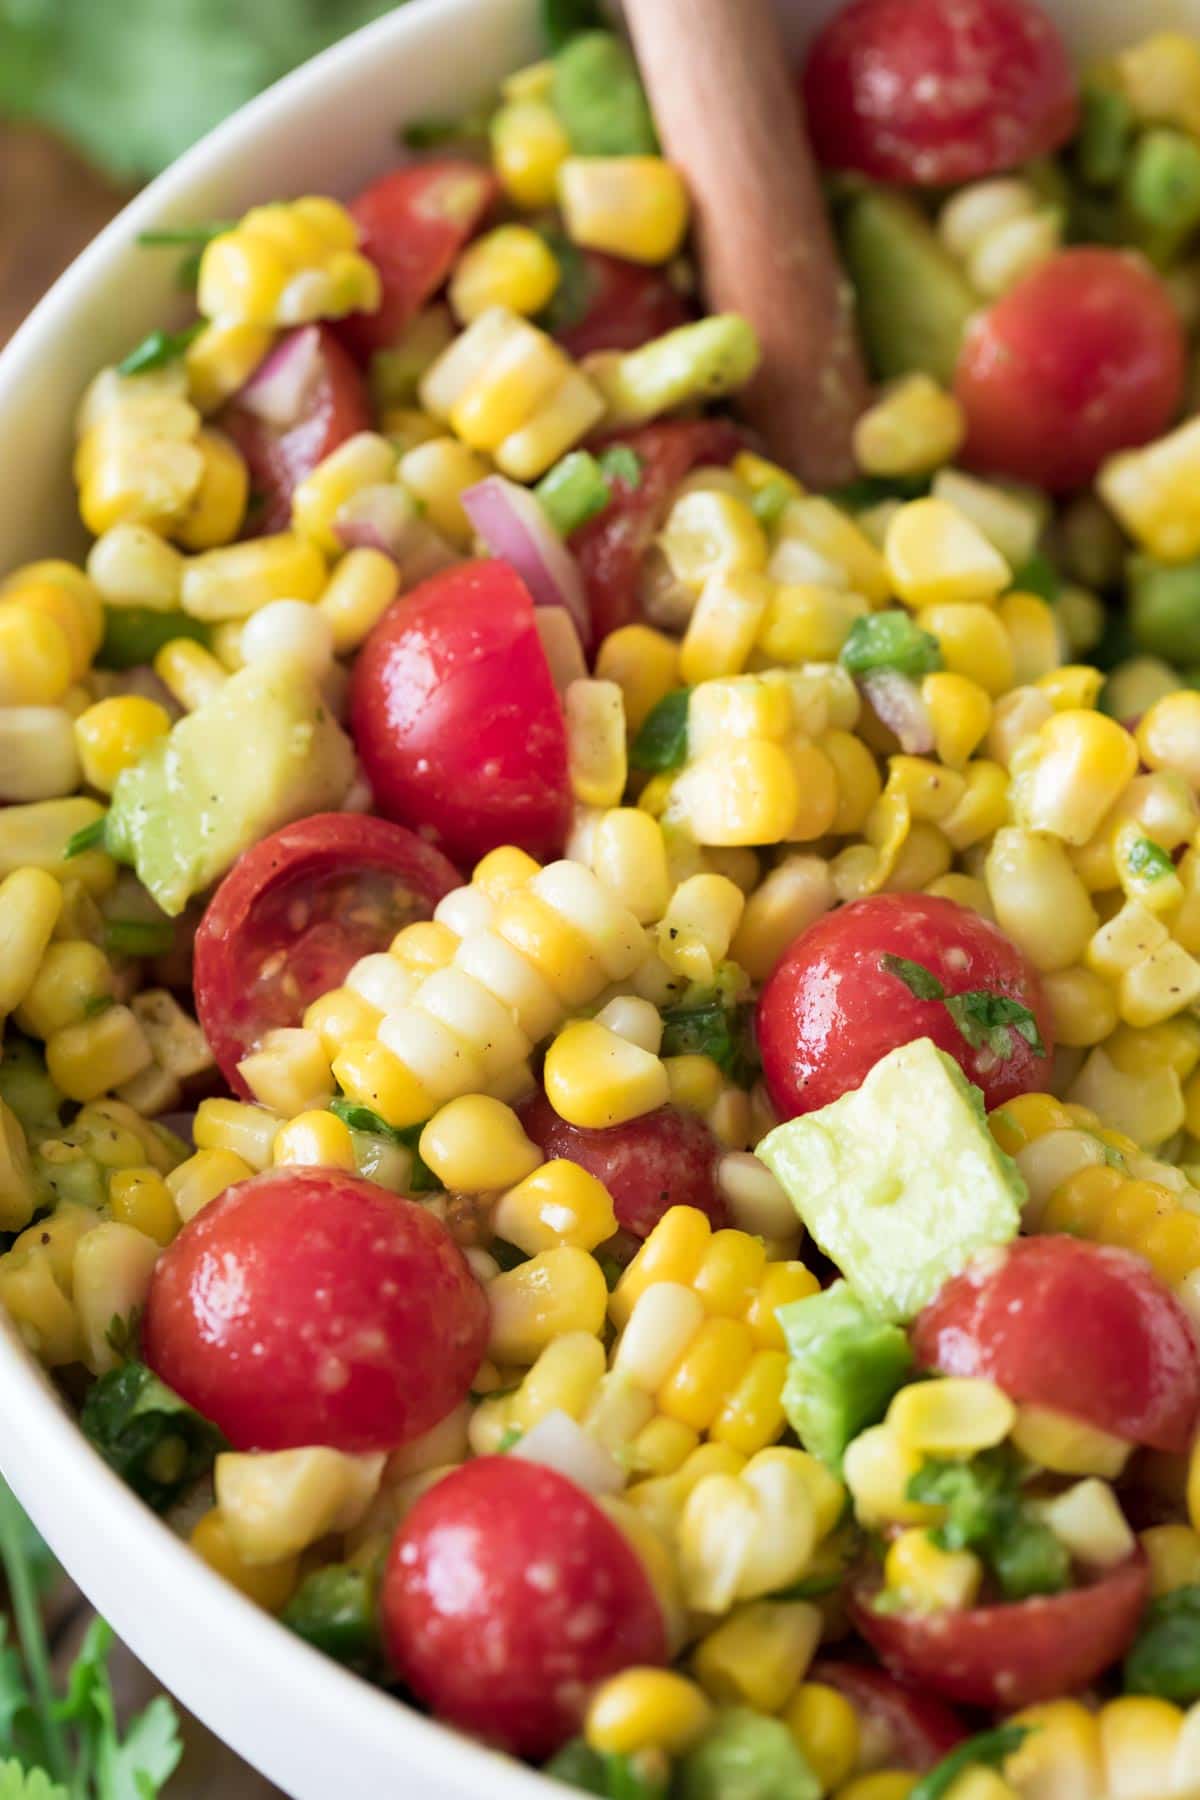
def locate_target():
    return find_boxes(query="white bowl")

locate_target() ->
[0,0,1190,1793]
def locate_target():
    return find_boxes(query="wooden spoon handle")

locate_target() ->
[624,0,867,487]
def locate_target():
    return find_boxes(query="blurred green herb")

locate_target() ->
[117,324,203,377]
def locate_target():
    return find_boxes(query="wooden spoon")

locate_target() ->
[623,0,868,487]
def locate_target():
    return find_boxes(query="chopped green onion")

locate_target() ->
[64,816,108,860]
[629,687,691,772]
[748,478,794,531]
[1128,836,1175,881]
[329,1098,439,1192]
[535,450,613,534]
[117,322,204,376]
[909,1726,1032,1800]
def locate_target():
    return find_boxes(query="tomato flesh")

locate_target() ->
[757,892,1054,1119]
[570,419,743,646]
[955,248,1186,491]
[517,1093,728,1240]
[811,1661,965,1771]
[850,1555,1149,1709]
[801,0,1078,185]
[218,324,370,535]
[913,1234,1200,1454]
[193,813,460,1098]
[350,560,572,865]
[143,1169,488,1454]
[381,1457,667,1757]
[552,249,690,360]
[338,160,498,359]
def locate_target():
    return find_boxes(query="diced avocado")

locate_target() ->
[778,1281,913,1470]
[105,658,354,916]
[1128,552,1200,665]
[757,1038,1024,1323]
[0,1037,63,1139]
[552,31,658,157]
[841,189,977,385]
[676,1710,821,1800]
[588,316,761,429]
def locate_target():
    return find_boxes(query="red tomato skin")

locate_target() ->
[757,892,1054,1119]
[553,251,690,360]
[811,1661,965,1771]
[338,160,498,359]
[801,0,1077,186]
[350,560,571,866]
[570,419,743,646]
[143,1169,487,1454]
[218,325,370,536]
[192,813,460,1099]
[850,1555,1149,1709]
[955,249,1186,491]
[913,1234,1200,1454]
[382,1457,667,1757]
[517,1092,728,1239]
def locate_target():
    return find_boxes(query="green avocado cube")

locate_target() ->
[757,1038,1024,1323]
[676,1709,821,1800]
[777,1281,912,1471]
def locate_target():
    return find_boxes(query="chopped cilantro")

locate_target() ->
[629,687,691,772]
[117,321,204,376]
[1011,551,1061,604]
[1125,1585,1200,1703]
[880,954,1045,1062]
[63,816,108,859]
[907,1447,1071,1602]
[329,1099,439,1192]
[596,444,644,490]
[909,1726,1032,1800]
[840,609,943,680]
[1127,836,1175,881]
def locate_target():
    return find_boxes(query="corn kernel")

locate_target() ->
[190,1508,297,1612]
[544,1019,668,1129]
[107,1167,177,1245]
[419,1094,542,1192]
[558,156,689,264]
[450,225,559,323]
[884,1527,983,1612]
[783,1684,859,1794]
[488,1244,609,1363]
[885,497,1011,609]
[854,375,965,478]
[585,1669,711,1758]
[692,1600,821,1712]
[491,98,571,209]
[73,696,170,794]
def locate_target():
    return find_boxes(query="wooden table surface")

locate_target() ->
[2,120,284,1797]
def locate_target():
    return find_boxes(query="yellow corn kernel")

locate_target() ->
[889,1377,1016,1460]
[1038,663,1104,713]
[487,1244,608,1363]
[86,523,184,613]
[271,1109,356,1171]
[179,532,324,622]
[544,1019,668,1130]
[590,810,670,925]
[190,1508,297,1612]
[756,583,868,665]
[680,1447,828,1611]
[1040,965,1117,1049]
[73,695,170,794]
[493,1159,617,1254]
[469,848,538,902]
[836,1776,919,1800]
[937,761,1008,855]
[885,497,1011,608]
[663,1054,724,1114]
[655,873,744,984]
[708,1349,790,1456]
[167,1147,254,1224]
[680,569,773,685]
[1098,413,1200,563]
[999,590,1061,685]
[237,1026,332,1118]
[290,432,397,556]
[1142,1523,1200,1596]
[585,1669,712,1759]
[0,607,73,707]
[692,1600,821,1713]
[884,1527,983,1612]
[303,988,382,1061]
[198,198,379,329]
[418,1094,542,1192]
[1119,937,1200,1029]
[1118,31,1200,133]
[629,1415,699,1479]
[558,156,689,264]
[566,677,627,810]
[743,1263,821,1351]
[921,671,993,772]
[14,939,114,1039]
[331,1039,435,1132]
[1036,1477,1136,1569]
[1138,689,1200,790]
[1009,1402,1131,1480]
[1099,1695,1188,1799]
[595,625,680,736]
[152,639,227,712]
[2,582,98,682]
[854,375,965,478]
[1005,1699,1103,1799]
[397,435,492,547]
[730,855,833,983]
[1142,1208,1200,1287]
[842,1423,940,1529]
[918,602,1015,698]
[184,321,274,413]
[45,1004,151,1103]
[659,491,767,593]
[1012,707,1139,850]
[317,547,398,655]
[450,225,559,323]
[107,1166,177,1245]
[173,427,248,551]
[491,97,571,209]
[0,867,62,1017]
[784,1684,859,1795]
[670,741,801,847]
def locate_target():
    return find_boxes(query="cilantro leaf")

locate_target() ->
[64,816,107,860]
[1012,551,1061,604]
[544,1739,666,1798]
[596,445,643,490]
[879,955,1044,1062]
[879,953,945,1003]
[1125,1584,1200,1703]
[541,0,608,50]
[907,1448,1070,1602]
[105,1695,182,1800]
[909,1726,1031,1800]
[629,688,691,772]
[80,1360,226,1513]
[1128,836,1175,881]
[329,1099,439,1192]
[282,1566,381,1674]
[536,231,596,338]
[660,997,758,1085]
[117,323,204,377]
[0,1763,69,1800]
[840,610,944,680]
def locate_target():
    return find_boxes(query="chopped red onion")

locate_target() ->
[235,325,323,427]
[510,1409,626,1496]
[861,669,935,755]
[462,475,591,648]
[335,485,458,587]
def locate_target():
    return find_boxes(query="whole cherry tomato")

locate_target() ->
[143,1169,487,1454]
[913,1234,1200,1454]
[811,1661,965,1770]
[757,892,1054,1119]
[338,160,498,359]
[218,325,370,535]
[193,814,460,1097]
[801,0,1078,185]
[550,248,690,360]
[955,249,1186,491]
[350,560,572,865]
[381,1458,667,1756]
[518,1092,728,1239]
[850,1555,1149,1709]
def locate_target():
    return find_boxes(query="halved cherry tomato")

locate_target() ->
[850,1555,1149,1709]
[193,813,460,1098]
[381,1457,667,1757]
[337,160,498,359]
[570,418,743,646]
[218,325,370,535]
[801,0,1077,185]
[551,248,690,360]
[955,249,1186,492]
[517,1092,728,1239]
[913,1235,1200,1454]
[350,560,571,865]
[811,1661,965,1771]
[143,1168,487,1454]
[757,892,1053,1119]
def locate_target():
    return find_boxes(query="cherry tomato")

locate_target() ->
[381,1457,667,1757]
[192,813,460,1098]
[218,325,370,536]
[517,1092,728,1240]
[570,419,743,646]
[757,892,1053,1120]
[955,249,1186,491]
[143,1168,487,1454]
[551,249,690,360]
[801,0,1077,186]
[913,1235,1200,1454]
[338,160,498,360]
[850,1555,1149,1708]
[811,1662,965,1771]
[350,559,571,865]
